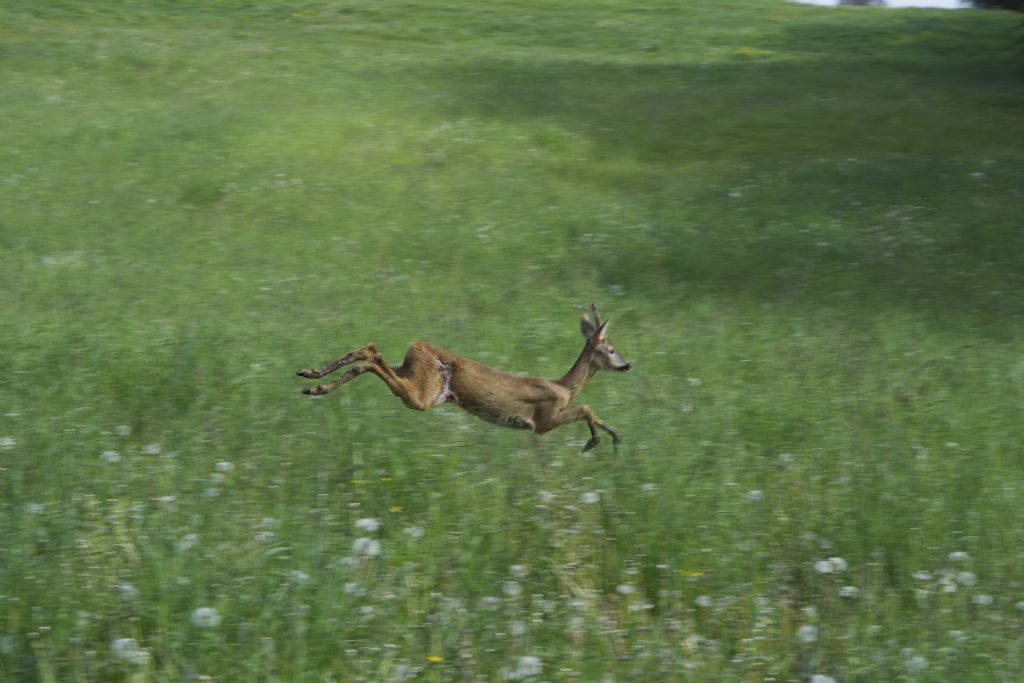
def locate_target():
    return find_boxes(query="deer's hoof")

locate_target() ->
[302,385,323,395]
[583,436,600,452]
[297,368,320,379]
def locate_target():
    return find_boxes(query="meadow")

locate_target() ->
[1,0,1023,680]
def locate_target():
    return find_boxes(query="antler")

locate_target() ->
[574,302,603,327]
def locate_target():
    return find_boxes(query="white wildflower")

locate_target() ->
[839,585,860,598]
[111,638,149,665]
[503,580,522,597]
[906,654,928,672]
[745,489,764,502]
[948,550,969,563]
[290,570,310,584]
[403,525,425,539]
[504,655,542,680]
[479,596,502,610]
[355,518,381,533]
[191,607,221,628]
[956,571,977,586]
[685,634,705,650]
[0,436,16,450]
[811,676,836,683]
[101,450,121,463]
[616,584,636,595]
[352,537,381,557]
[815,557,847,573]
[142,443,161,455]
[641,483,658,494]
[254,531,275,544]
[797,625,818,644]
[695,595,713,608]
[912,570,932,581]
[972,593,993,606]
[115,425,132,436]
[176,533,198,552]
[579,491,600,504]
[118,582,138,602]
[215,460,234,472]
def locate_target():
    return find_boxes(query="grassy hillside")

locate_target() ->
[1,1,1022,680]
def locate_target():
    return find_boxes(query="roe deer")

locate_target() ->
[296,304,631,451]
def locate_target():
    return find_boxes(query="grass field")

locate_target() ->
[2,0,1023,680]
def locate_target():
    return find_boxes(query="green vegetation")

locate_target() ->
[1,1,1022,680]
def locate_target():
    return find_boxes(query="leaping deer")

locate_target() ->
[296,304,631,451]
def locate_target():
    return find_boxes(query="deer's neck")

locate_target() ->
[557,346,597,397]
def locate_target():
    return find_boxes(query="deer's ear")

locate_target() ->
[595,320,609,343]
[580,315,596,338]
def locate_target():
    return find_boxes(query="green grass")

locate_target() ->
[1,0,1023,680]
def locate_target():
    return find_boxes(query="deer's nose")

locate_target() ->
[620,363,632,372]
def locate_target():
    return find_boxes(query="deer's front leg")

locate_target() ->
[539,404,621,452]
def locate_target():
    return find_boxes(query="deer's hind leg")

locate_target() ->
[297,343,380,379]
[378,342,451,411]
[299,342,448,411]
[303,364,372,395]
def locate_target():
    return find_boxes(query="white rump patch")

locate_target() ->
[435,361,455,405]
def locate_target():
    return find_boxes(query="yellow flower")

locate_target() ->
[426,655,443,664]
[389,506,403,513]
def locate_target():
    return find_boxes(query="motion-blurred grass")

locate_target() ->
[1,1,1022,680]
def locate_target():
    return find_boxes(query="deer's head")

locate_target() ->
[580,304,631,372]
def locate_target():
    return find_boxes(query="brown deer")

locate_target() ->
[296,305,631,450]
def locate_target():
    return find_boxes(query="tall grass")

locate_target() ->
[1,1,1022,680]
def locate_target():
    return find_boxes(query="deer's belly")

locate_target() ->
[461,403,534,430]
